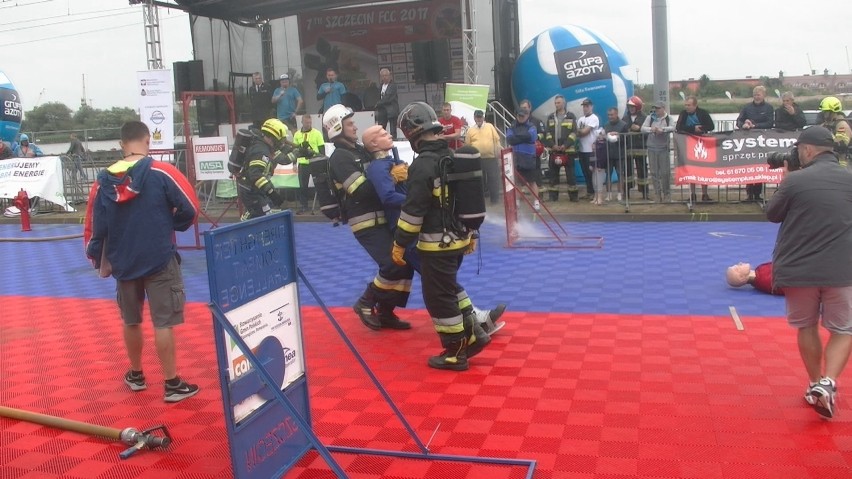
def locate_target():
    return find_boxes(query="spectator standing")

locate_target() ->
[576,99,600,199]
[465,109,503,205]
[374,67,399,139]
[766,125,852,420]
[84,120,200,403]
[506,105,540,210]
[0,141,12,160]
[542,95,578,202]
[518,99,546,192]
[13,134,43,157]
[272,74,303,133]
[675,96,715,202]
[437,102,464,150]
[623,96,649,199]
[736,85,774,201]
[293,114,325,214]
[602,107,629,201]
[641,102,675,203]
[66,133,89,181]
[774,91,806,132]
[249,72,273,129]
[317,68,346,115]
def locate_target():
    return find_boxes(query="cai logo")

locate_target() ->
[686,135,717,164]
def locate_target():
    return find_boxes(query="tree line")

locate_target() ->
[20,102,185,142]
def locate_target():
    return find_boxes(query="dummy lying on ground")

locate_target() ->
[726,262,784,296]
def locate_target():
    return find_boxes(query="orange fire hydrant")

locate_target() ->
[14,188,31,232]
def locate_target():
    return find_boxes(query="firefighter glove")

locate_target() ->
[464,238,477,255]
[390,163,409,183]
[391,242,407,266]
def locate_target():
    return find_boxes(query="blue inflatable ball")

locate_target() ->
[512,25,633,121]
[0,71,22,143]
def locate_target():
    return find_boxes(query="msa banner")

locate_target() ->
[0,156,72,210]
[673,129,799,185]
[192,136,230,181]
[137,69,174,152]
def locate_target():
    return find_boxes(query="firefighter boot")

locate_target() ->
[353,284,381,331]
[568,190,579,202]
[428,332,469,371]
[376,303,412,330]
[548,189,559,202]
[463,312,491,358]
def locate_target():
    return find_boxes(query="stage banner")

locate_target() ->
[298,0,463,111]
[137,69,175,152]
[0,156,72,211]
[673,129,799,185]
[192,136,231,181]
[445,83,490,127]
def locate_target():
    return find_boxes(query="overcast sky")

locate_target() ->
[1,0,850,112]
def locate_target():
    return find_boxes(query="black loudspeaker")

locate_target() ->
[412,40,451,84]
[173,60,204,101]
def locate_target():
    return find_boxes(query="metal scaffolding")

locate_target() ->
[461,0,477,84]
[141,0,165,69]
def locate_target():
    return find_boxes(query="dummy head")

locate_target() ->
[362,125,394,154]
[726,262,752,287]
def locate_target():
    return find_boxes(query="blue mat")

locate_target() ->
[0,220,783,318]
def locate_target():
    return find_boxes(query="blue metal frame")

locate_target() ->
[204,211,346,478]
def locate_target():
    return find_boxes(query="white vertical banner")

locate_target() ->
[137,70,174,152]
[192,136,231,181]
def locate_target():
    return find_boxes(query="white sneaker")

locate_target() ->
[606,192,612,201]
[533,200,540,211]
[617,193,623,202]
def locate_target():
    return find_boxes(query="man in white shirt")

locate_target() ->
[576,99,600,199]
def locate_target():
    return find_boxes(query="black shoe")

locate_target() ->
[428,338,469,371]
[463,314,491,358]
[353,300,381,330]
[378,313,412,330]
[690,193,697,203]
[164,377,200,403]
[753,195,763,202]
[701,194,712,202]
[124,370,147,392]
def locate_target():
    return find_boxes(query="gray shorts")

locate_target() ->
[785,286,852,334]
[116,255,186,329]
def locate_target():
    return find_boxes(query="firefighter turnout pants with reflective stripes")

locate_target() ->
[420,252,467,335]
[354,225,414,308]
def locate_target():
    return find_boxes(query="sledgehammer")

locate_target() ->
[0,405,172,459]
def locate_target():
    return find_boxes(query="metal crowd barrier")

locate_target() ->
[538,130,781,212]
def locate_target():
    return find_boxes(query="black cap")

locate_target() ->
[474,109,484,117]
[581,99,593,106]
[795,126,835,148]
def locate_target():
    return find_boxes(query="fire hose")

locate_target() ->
[0,405,172,459]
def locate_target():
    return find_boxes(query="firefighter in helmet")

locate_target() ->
[818,96,851,167]
[393,101,496,371]
[315,104,413,330]
[236,118,306,220]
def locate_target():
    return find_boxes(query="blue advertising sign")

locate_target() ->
[204,212,315,479]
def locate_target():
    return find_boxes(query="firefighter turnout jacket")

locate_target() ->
[395,139,471,254]
[318,142,387,234]
[543,111,578,152]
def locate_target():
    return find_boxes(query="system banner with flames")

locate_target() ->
[673,130,800,185]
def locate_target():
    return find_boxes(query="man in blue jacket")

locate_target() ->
[506,106,539,210]
[84,121,201,403]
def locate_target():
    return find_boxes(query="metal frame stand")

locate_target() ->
[180,91,240,248]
